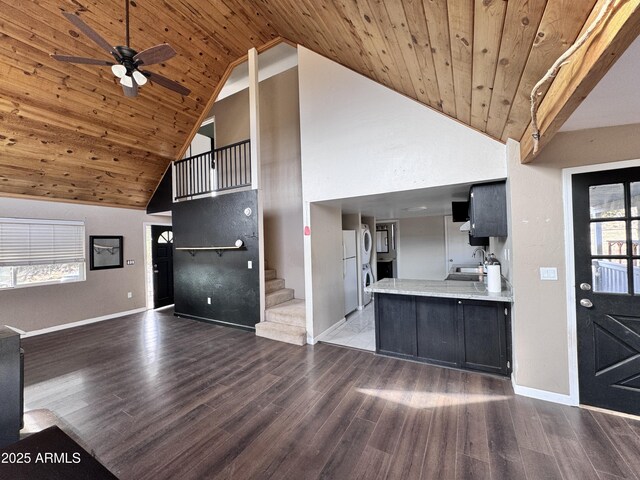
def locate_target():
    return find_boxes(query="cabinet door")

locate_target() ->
[375,294,416,356]
[0,328,21,448]
[416,297,459,367]
[470,182,508,237]
[459,300,507,375]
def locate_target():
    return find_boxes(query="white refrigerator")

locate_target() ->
[343,230,358,315]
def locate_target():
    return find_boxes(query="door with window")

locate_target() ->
[151,225,173,308]
[572,167,640,415]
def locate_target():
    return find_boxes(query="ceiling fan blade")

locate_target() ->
[122,81,138,98]
[133,44,176,66]
[143,71,191,96]
[51,54,114,66]
[62,12,115,57]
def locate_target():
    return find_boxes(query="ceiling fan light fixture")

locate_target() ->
[132,70,147,86]
[111,64,127,78]
[120,75,134,88]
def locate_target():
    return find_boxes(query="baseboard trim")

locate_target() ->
[309,316,347,345]
[20,307,148,338]
[512,377,576,406]
[173,312,255,332]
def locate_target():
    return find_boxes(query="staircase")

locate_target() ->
[255,269,307,346]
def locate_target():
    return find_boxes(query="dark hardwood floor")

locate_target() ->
[20,309,640,480]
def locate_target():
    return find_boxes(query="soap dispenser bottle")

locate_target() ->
[486,254,501,293]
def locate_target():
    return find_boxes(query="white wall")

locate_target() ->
[508,124,640,399]
[210,69,305,298]
[309,203,344,337]
[397,216,446,280]
[0,197,170,332]
[297,46,506,203]
[260,69,305,298]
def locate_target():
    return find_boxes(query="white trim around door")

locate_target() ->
[562,158,640,407]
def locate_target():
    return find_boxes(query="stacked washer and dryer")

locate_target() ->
[361,224,375,306]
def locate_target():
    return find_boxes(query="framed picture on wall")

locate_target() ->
[89,236,123,270]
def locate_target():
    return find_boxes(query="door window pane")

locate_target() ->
[631,182,640,217]
[632,221,640,256]
[592,259,628,294]
[634,258,640,294]
[158,231,173,244]
[589,184,625,219]
[591,221,627,255]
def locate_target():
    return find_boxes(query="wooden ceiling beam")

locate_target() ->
[519,0,640,163]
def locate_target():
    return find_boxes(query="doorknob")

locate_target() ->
[580,283,592,291]
[579,298,593,308]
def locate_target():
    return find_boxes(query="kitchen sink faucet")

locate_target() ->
[472,248,487,265]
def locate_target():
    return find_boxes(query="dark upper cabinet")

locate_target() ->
[469,181,508,237]
[376,293,416,356]
[468,233,489,247]
[416,297,459,367]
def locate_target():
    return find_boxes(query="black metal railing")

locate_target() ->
[174,139,251,200]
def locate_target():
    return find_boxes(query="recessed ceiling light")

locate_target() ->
[403,206,428,212]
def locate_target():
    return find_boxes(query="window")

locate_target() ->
[157,230,173,244]
[0,218,86,289]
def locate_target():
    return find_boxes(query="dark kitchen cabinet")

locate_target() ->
[416,297,458,367]
[0,327,21,448]
[374,294,510,376]
[377,261,394,280]
[458,300,509,375]
[469,181,508,237]
[376,293,416,357]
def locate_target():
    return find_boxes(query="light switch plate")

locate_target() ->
[540,267,558,281]
[248,261,252,269]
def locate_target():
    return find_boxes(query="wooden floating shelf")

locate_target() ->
[176,243,244,257]
[176,246,241,251]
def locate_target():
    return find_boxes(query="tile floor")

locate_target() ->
[319,301,375,351]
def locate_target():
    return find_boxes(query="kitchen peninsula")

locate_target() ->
[366,277,513,376]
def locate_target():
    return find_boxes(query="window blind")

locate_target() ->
[0,218,85,266]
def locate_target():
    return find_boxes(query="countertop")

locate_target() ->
[365,277,513,303]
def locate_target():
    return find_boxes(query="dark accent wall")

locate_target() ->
[172,190,260,328]
[146,169,173,214]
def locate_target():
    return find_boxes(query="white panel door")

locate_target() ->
[444,215,479,268]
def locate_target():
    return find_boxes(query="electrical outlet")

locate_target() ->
[207,297,211,304]
[248,261,252,269]
[126,259,135,265]
[127,292,133,298]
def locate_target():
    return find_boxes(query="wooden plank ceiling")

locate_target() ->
[0,0,609,208]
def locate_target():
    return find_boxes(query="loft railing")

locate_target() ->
[173,139,251,201]
[592,259,640,293]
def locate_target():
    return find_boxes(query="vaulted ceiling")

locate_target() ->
[0,0,634,208]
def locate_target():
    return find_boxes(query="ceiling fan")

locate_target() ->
[51,1,190,98]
